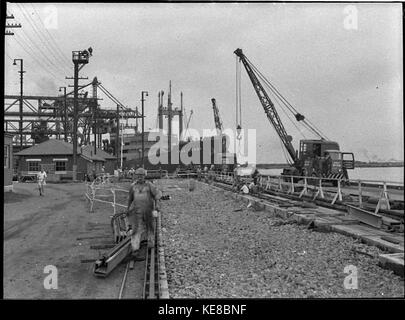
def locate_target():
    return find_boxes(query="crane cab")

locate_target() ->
[298,140,355,179]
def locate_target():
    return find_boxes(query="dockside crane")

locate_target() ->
[234,48,355,180]
[210,98,236,171]
[183,109,193,141]
[211,98,224,133]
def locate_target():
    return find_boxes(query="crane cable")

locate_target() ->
[279,137,293,165]
[235,57,244,163]
[246,57,330,141]
[252,61,329,140]
[236,57,243,130]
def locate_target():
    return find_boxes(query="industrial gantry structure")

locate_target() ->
[4,77,142,155]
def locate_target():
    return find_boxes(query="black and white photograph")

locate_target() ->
[3,1,404,304]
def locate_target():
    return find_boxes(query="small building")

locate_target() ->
[4,133,14,192]
[15,139,105,181]
[81,145,116,174]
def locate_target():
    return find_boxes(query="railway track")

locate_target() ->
[117,213,167,299]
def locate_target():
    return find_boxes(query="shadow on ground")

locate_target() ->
[4,191,34,204]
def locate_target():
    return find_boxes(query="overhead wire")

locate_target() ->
[246,56,328,140]
[256,64,328,140]
[18,2,70,69]
[15,3,71,76]
[14,24,67,79]
[12,34,62,82]
[30,3,72,66]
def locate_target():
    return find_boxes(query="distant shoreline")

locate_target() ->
[256,162,404,169]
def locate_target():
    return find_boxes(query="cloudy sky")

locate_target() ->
[4,2,403,163]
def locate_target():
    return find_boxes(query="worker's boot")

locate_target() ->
[147,232,155,249]
[131,249,146,261]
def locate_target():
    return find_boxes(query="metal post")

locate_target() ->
[59,87,68,142]
[141,91,148,168]
[73,61,79,181]
[13,59,25,150]
[358,180,363,208]
[116,104,120,167]
[120,119,124,170]
[168,82,172,166]
[92,78,98,154]
[94,104,97,153]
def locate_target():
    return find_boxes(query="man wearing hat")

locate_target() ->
[126,167,162,260]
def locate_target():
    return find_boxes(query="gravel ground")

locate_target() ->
[160,179,404,298]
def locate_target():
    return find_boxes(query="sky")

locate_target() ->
[4,2,403,163]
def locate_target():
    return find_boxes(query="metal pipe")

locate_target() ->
[141,91,148,168]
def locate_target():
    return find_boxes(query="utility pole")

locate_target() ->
[13,59,25,150]
[92,77,98,154]
[70,48,92,181]
[5,14,21,36]
[59,87,68,142]
[120,116,124,170]
[168,81,172,164]
[141,91,148,168]
[116,104,120,168]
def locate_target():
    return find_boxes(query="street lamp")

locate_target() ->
[120,109,124,170]
[71,48,92,181]
[13,59,25,149]
[59,87,68,142]
[141,91,148,168]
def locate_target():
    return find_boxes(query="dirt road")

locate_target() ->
[4,182,133,299]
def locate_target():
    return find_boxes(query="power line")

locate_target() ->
[5,52,13,61]
[15,3,70,76]
[14,32,62,81]
[30,3,71,66]
[12,34,62,82]
[17,3,71,75]
[16,27,67,79]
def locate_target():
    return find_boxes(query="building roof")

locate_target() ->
[81,145,116,160]
[15,139,105,162]
[4,132,14,138]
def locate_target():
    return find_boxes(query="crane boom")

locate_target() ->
[211,98,223,133]
[234,48,298,164]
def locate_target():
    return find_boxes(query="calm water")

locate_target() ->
[259,166,404,183]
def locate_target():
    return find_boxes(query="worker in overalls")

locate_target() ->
[322,152,332,177]
[126,168,162,260]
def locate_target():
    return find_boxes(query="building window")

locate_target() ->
[28,161,40,172]
[4,145,10,168]
[55,161,66,172]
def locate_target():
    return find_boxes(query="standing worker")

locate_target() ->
[252,168,260,185]
[323,152,332,176]
[37,168,47,196]
[126,168,162,260]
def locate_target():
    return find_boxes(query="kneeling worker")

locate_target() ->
[126,167,162,260]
